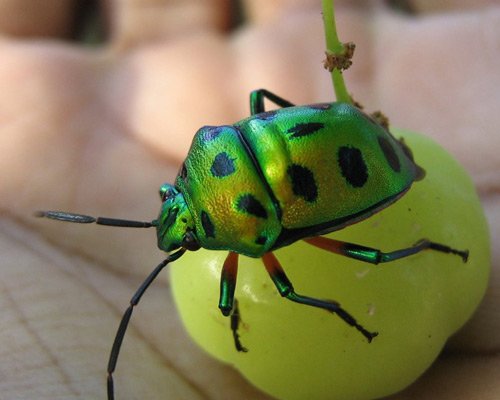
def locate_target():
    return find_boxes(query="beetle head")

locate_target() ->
[156,183,200,252]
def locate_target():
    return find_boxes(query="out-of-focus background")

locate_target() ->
[0,1,498,399]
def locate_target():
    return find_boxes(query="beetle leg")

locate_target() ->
[219,252,248,352]
[261,252,378,342]
[250,89,295,115]
[219,252,239,315]
[304,236,469,264]
[230,299,248,353]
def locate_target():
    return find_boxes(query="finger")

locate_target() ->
[390,352,500,399]
[242,0,310,25]
[0,218,237,400]
[373,8,500,190]
[448,196,500,354]
[107,0,234,49]
[0,39,175,277]
[242,0,371,25]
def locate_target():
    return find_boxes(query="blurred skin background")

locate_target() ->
[0,0,499,399]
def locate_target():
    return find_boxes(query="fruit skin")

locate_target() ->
[170,130,490,400]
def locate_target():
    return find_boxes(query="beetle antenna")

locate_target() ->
[35,211,156,228]
[106,247,186,400]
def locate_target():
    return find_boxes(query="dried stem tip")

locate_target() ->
[323,42,356,72]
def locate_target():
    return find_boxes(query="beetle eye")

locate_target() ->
[161,187,175,202]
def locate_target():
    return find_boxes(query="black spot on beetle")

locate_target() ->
[210,152,236,178]
[338,146,368,188]
[236,194,268,219]
[202,126,224,142]
[308,103,331,110]
[287,164,318,202]
[178,162,188,180]
[201,211,215,238]
[287,122,325,139]
[255,235,267,245]
[256,110,278,121]
[377,136,401,172]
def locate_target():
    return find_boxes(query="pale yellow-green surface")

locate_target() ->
[171,130,490,400]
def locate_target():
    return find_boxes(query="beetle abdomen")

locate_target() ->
[237,103,420,249]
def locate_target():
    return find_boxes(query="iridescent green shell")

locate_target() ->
[175,103,422,257]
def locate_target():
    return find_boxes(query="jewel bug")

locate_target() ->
[37,89,468,400]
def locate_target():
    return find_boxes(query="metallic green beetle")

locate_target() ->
[160,93,422,257]
[38,89,468,400]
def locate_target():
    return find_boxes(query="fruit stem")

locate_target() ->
[322,0,353,104]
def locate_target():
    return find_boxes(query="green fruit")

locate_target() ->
[170,130,490,400]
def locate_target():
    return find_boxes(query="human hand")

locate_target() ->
[0,1,498,399]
